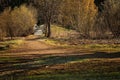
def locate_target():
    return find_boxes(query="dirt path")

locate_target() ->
[0,39,120,77]
[0,38,120,58]
[0,39,81,58]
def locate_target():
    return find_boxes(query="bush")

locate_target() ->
[58,0,97,38]
[0,8,10,40]
[0,4,37,40]
[103,0,120,38]
[11,4,37,37]
[95,0,120,39]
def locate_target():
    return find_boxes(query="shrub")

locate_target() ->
[0,4,37,40]
[11,4,37,37]
[0,8,11,40]
[103,0,120,38]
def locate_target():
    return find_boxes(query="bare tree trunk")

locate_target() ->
[46,21,51,37]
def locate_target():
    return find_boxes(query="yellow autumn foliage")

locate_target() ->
[59,0,98,37]
[0,4,37,40]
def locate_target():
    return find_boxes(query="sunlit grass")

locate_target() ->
[42,39,120,52]
[76,44,120,52]
[51,25,78,39]
[0,40,24,51]
[3,40,24,46]
[0,57,18,62]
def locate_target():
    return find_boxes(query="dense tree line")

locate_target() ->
[0,0,30,12]
[0,0,105,12]
[34,0,119,39]
[93,0,120,39]
[0,0,119,40]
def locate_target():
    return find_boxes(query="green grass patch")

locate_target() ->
[51,25,78,39]
[0,57,18,62]
[42,39,68,46]
[42,39,120,52]
[0,40,24,51]
[80,44,120,52]
[22,72,120,80]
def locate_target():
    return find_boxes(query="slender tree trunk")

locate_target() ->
[45,24,48,37]
[44,22,51,38]
[46,21,51,37]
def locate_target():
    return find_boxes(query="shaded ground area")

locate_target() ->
[0,38,120,80]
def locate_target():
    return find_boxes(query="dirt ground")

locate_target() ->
[0,37,120,80]
[1,37,94,58]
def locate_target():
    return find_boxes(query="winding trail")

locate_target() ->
[0,39,82,58]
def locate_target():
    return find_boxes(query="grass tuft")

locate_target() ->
[0,40,24,51]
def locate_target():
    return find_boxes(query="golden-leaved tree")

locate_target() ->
[0,4,37,40]
[102,0,120,38]
[0,8,11,40]
[11,4,37,37]
[77,0,98,38]
[58,0,98,38]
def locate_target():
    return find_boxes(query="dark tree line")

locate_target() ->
[94,0,105,11]
[0,0,31,12]
[0,0,105,12]
[0,0,119,39]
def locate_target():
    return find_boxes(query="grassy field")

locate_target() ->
[0,40,120,80]
[0,46,120,80]
[0,26,120,80]
[42,38,120,53]
[0,40,24,51]
[0,54,120,80]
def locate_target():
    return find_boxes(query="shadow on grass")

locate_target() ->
[0,45,9,51]
[40,52,120,65]
[0,51,120,79]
